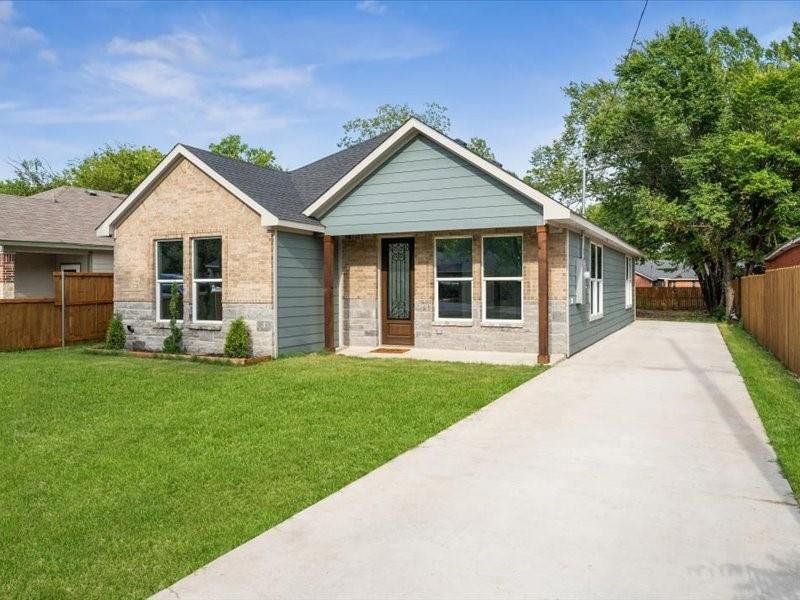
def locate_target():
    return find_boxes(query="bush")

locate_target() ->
[105,313,126,350]
[224,317,252,358]
[162,282,184,354]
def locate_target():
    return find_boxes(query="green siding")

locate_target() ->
[277,232,324,355]
[568,231,634,355]
[320,136,544,235]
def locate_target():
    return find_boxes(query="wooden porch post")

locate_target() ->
[323,234,335,351]
[536,225,549,364]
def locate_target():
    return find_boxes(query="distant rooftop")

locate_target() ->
[635,260,698,282]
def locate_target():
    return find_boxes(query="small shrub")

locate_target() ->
[162,282,184,354]
[105,313,126,350]
[224,317,252,358]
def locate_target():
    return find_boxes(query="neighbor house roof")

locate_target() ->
[636,260,698,282]
[0,186,124,249]
[764,236,800,261]
[97,118,641,257]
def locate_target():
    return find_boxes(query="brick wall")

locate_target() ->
[113,158,275,355]
[339,227,569,356]
[0,251,15,299]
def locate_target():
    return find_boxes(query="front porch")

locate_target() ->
[322,226,569,364]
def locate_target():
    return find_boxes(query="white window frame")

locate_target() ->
[434,236,473,323]
[590,242,604,320]
[155,239,183,323]
[625,256,634,309]
[192,236,223,324]
[481,234,524,325]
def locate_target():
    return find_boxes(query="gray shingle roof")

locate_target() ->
[181,130,397,225]
[764,236,800,261]
[0,187,124,247]
[635,260,698,282]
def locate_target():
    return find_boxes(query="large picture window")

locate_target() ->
[193,237,223,322]
[590,242,603,318]
[156,240,183,321]
[435,237,472,320]
[625,256,634,308]
[482,235,523,322]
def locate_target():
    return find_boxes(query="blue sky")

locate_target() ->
[0,0,797,179]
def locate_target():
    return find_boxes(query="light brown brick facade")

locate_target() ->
[113,158,275,356]
[0,251,14,299]
[114,158,273,304]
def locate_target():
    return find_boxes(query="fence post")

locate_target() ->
[60,270,66,348]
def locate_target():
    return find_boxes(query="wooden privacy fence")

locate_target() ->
[739,266,800,375]
[0,272,113,351]
[636,287,705,311]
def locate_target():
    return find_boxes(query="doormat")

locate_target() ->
[370,348,410,354]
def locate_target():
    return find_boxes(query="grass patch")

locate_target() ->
[719,323,800,502]
[0,347,542,599]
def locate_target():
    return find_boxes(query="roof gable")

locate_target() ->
[319,135,544,236]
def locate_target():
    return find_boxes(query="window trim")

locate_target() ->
[625,256,634,309]
[434,235,474,324]
[191,236,223,324]
[155,239,183,324]
[589,241,604,320]
[481,233,524,325]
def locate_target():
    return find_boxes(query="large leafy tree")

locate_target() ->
[0,158,68,196]
[338,102,451,147]
[69,144,164,194]
[208,135,281,170]
[466,137,496,161]
[527,21,800,314]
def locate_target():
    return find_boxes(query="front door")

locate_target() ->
[381,237,414,345]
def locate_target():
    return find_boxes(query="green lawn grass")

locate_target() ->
[719,323,800,502]
[0,348,542,599]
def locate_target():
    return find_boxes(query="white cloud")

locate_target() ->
[98,59,200,98]
[38,49,58,64]
[356,0,387,16]
[234,62,314,90]
[0,1,46,50]
[0,1,12,23]
[108,32,207,63]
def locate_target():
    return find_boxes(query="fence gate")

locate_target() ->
[0,272,113,351]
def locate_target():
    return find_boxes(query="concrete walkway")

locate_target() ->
[154,321,800,600]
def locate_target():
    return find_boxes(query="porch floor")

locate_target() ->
[337,346,556,366]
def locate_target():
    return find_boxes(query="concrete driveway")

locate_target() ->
[154,320,800,600]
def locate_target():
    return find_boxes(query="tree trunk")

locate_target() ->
[694,260,724,314]
[722,254,735,320]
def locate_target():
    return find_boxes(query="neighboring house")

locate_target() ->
[97,118,641,361]
[764,237,800,270]
[635,261,699,288]
[0,187,124,299]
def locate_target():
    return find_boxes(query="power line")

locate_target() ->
[627,0,649,56]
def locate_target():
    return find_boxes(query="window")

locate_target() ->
[435,237,472,320]
[156,240,183,321]
[193,237,222,322]
[625,257,634,308]
[482,235,523,322]
[590,242,603,318]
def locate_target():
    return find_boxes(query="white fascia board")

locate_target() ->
[270,220,325,235]
[96,144,295,236]
[549,213,643,258]
[303,118,572,221]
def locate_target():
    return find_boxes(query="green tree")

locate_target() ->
[69,144,164,195]
[0,158,68,196]
[162,283,184,354]
[338,102,451,148]
[466,137,495,161]
[208,135,281,169]
[526,21,800,314]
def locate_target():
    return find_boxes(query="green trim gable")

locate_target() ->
[319,136,544,236]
